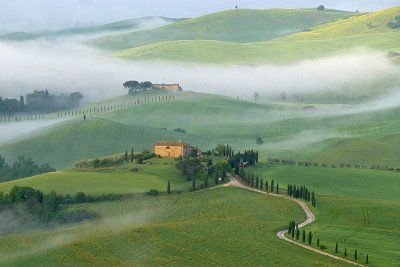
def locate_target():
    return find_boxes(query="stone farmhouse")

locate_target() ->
[154,141,201,158]
[152,83,183,92]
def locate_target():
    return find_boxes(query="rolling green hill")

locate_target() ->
[1,92,400,169]
[113,6,400,64]
[91,8,358,51]
[0,17,183,41]
[0,157,193,195]
[249,164,400,266]
[0,187,344,266]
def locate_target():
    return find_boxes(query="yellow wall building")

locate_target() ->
[154,141,190,158]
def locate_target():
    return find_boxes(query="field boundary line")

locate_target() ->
[227,174,364,266]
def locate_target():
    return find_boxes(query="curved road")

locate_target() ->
[227,175,363,266]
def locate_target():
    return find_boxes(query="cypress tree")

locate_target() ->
[366,254,369,264]
[192,176,196,191]
[130,148,134,162]
[317,237,320,247]
[354,250,358,261]
[335,243,338,253]
[311,192,316,207]
[260,179,263,190]
[167,180,171,194]
[271,179,274,192]
[296,227,300,240]
[302,229,306,242]
[124,150,129,162]
[265,181,268,191]
[344,248,347,257]
[276,183,279,193]
[291,224,295,238]
[308,231,312,245]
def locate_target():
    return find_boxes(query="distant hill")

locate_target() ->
[113,6,400,64]
[91,8,359,51]
[0,16,184,41]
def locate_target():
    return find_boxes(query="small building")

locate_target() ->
[154,141,201,158]
[153,83,183,92]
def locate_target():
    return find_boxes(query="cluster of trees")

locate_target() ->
[387,15,400,29]
[0,90,83,115]
[175,157,203,181]
[316,5,325,11]
[173,128,187,133]
[287,184,316,207]
[267,157,400,173]
[0,155,55,182]
[123,80,153,94]
[75,150,156,168]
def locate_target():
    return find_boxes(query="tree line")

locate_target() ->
[267,157,400,173]
[0,94,176,123]
[0,155,55,182]
[288,220,369,264]
[0,90,83,115]
[123,80,153,94]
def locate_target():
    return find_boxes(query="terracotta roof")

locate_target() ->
[154,141,188,147]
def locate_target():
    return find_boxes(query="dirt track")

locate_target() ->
[227,174,363,266]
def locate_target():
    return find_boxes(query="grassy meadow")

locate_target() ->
[112,6,400,64]
[2,91,400,169]
[91,8,358,51]
[0,157,192,195]
[0,187,347,266]
[248,164,400,266]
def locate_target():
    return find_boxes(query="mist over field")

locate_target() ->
[1,38,399,106]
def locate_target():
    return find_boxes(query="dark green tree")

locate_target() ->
[366,254,369,264]
[192,176,196,191]
[354,249,358,260]
[302,229,306,242]
[276,183,279,193]
[265,180,268,192]
[317,237,320,247]
[167,180,171,194]
[308,231,312,245]
[335,243,338,253]
[344,248,347,257]
[296,227,300,240]
[124,150,129,162]
[271,179,274,192]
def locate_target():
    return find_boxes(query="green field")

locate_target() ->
[0,157,193,195]
[91,8,358,51]
[111,6,400,64]
[248,164,400,266]
[0,187,346,266]
[2,92,400,169]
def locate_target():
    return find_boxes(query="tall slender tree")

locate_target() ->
[167,180,171,194]
[335,243,338,253]
[276,183,279,193]
[302,229,306,242]
[308,231,312,245]
[354,250,358,261]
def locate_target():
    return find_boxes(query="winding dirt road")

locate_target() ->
[227,175,363,266]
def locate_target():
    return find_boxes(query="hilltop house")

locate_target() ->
[154,141,201,158]
[152,83,183,92]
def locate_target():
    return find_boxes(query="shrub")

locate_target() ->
[146,189,160,196]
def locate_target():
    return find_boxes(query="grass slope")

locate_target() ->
[92,8,358,51]
[2,92,400,169]
[114,6,400,64]
[0,17,183,41]
[249,164,400,266]
[0,187,344,266]
[0,157,191,195]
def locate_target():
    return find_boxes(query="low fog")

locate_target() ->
[0,119,68,145]
[1,40,399,103]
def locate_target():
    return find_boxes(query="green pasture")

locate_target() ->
[248,164,400,266]
[0,187,345,266]
[0,157,191,195]
[91,8,358,51]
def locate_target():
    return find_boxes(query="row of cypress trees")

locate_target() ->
[288,222,369,264]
